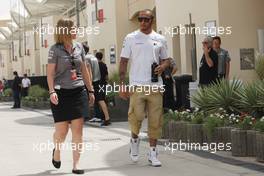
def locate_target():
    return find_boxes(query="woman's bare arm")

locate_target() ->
[47,64,56,93]
[81,62,93,91]
[47,63,58,105]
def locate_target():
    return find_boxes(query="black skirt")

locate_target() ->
[50,86,88,123]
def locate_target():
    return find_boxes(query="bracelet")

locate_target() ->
[49,91,56,95]
[88,90,94,94]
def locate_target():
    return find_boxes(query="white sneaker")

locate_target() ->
[129,138,140,162]
[148,147,162,167]
[94,118,102,122]
[89,117,102,123]
[88,117,97,122]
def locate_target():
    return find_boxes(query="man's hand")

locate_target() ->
[203,46,211,54]
[119,84,130,100]
[155,65,165,76]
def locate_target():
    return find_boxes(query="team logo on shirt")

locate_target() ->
[48,50,54,60]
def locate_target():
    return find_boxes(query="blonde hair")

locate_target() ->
[54,18,75,45]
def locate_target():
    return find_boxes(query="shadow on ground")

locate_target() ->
[14,139,264,176]
[15,116,54,127]
[16,170,69,176]
[0,107,24,112]
[187,150,264,173]
[15,144,164,176]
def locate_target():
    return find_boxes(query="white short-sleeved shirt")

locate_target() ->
[22,78,31,88]
[120,30,168,86]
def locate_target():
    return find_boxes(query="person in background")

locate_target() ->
[213,36,231,80]
[162,58,177,111]
[3,78,8,90]
[95,52,111,126]
[199,37,218,87]
[82,45,102,123]
[21,74,31,97]
[12,71,21,109]
[0,80,4,96]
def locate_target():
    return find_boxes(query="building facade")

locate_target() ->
[155,0,264,82]
[1,0,264,83]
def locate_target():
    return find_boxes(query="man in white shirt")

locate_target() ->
[119,9,170,167]
[21,74,31,97]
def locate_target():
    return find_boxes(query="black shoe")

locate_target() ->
[101,120,112,126]
[52,149,61,169]
[72,169,84,174]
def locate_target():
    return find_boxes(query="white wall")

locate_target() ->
[156,0,219,76]
[0,49,12,79]
[39,15,60,76]
[219,0,264,82]
[86,0,118,73]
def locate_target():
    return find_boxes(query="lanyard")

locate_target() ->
[69,48,76,70]
[63,44,78,80]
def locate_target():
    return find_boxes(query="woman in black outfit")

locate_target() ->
[47,19,95,174]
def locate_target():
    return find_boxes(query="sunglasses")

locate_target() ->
[138,17,152,23]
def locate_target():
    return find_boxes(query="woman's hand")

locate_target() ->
[50,92,59,105]
[89,93,95,105]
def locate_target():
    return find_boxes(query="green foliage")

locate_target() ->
[3,88,12,97]
[237,81,264,118]
[190,110,206,124]
[204,115,225,138]
[257,81,264,108]
[255,118,264,132]
[105,91,118,105]
[163,109,192,127]
[163,110,173,127]
[28,85,49,101]
[163,109,182,122]
[22,96,39,102]
[237,115,256,130]
[108,70,129,85]
[106,91,118,100]
[191,79,243,114]
[163,109,205,124]
[255,55,264,80]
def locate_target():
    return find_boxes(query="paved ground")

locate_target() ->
[0,102,264,176]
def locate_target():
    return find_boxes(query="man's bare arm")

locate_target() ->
[119,57,129,84]
[204,52,214,67]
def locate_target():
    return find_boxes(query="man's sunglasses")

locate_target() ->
[138,17,152,23]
